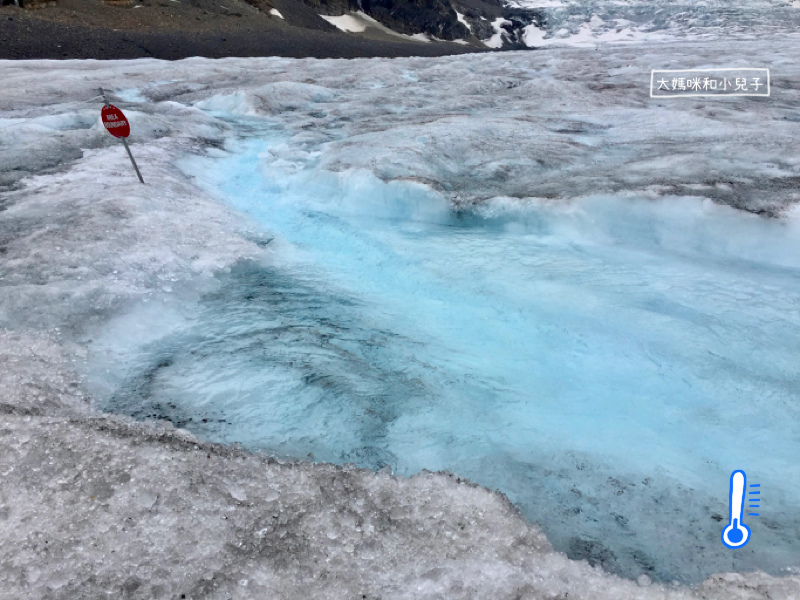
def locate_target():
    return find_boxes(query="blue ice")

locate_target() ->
[92,132,800,583]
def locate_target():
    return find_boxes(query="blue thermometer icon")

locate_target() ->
[721,470,751,549]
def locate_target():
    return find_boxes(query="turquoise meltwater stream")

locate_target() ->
[90,130,800,583]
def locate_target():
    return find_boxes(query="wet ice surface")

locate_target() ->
[1,39,800,597]
[93,136,800,583]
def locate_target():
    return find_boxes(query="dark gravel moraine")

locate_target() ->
[0,0,486,60]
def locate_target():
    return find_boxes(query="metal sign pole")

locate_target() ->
[99,87,145,184]
[121,137,145,184]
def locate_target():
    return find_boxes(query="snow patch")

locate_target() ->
[320,12,367,32]
[456,10,472,32]
[484,18,511,48]
[320,11,433,41]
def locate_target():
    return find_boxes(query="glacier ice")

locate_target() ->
[503,0,800,49]
[1,38,800,598]
[90,135,800,583]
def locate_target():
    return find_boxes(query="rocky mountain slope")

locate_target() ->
[3,0,799,60]
[0,0,481,60]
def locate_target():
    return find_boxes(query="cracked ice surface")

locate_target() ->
[1,38,800,598]
[508,0,800,49]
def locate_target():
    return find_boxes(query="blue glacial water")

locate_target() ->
[90,131,800,583]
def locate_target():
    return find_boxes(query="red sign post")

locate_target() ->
[101,105,131,139]
[99,88,144,184]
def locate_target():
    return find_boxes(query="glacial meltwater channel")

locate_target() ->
[88,132,800,583]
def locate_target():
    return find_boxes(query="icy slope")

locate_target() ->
[2,365,797,599]
[498,0,800,49]
[0,42,799,597]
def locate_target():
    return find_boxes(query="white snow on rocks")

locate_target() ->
[320,11,435,42]
[484,17,512,48]
[456,10,472,32]
[320,12,369,32]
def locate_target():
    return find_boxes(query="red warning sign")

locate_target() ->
[101,104,131,138]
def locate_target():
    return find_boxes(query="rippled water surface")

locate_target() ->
[89,132,800,583]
